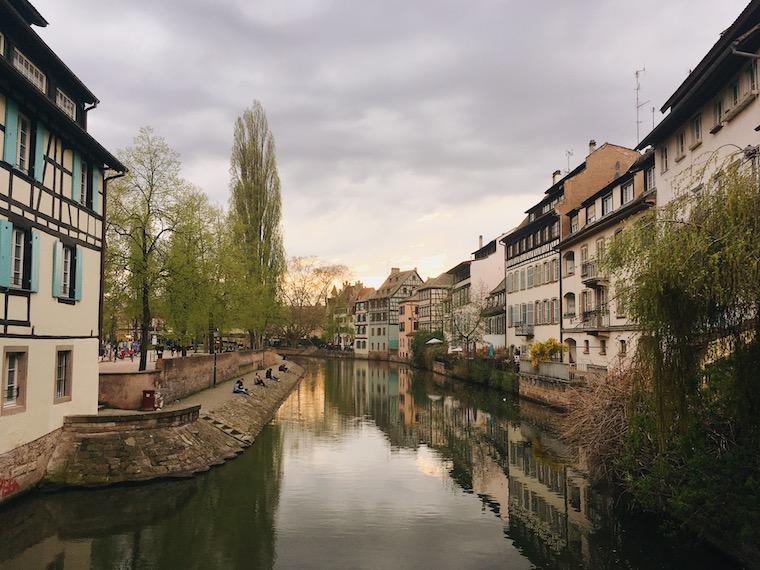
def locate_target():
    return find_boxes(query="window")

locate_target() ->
[551,299,558,324]
[16,113,31,173]
[691,114,702,145]
[507,245,513,258]
[12,49,46,92]
[599,339,607,355]
[543,300,550,324]
[552,221,560,238]
[2,350,26,413]
[56,89,76,121]
[570,215,578,233]
[620,340,627,356]
[586,204,596,224]
[552,259,558,282]
[564,293,576,316]
[80,160,90,207]
[713,98,724,128]
[55,349,73,402]
[644,167,655,192]
[731,81,740,107]
[660,145,669,173]
[520,270,526,290]
[564,252,575,276]
[621,182,634,204]
[11,228,25,288]
[602,194,613,216]
[580,245,588,265]
[0,33,4,56]
[527,266,534,288]
[583,340,589,354]
[527,234,533,249]
[676,131,686,158]
[62,245,74,298]
[746,63,757,93]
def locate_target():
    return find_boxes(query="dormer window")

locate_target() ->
[12,48,46,93]
[621,181,634,204]
[56,89,76,120]
[570,215,578,233]
[602,193,613,216]
[675,131,686,159]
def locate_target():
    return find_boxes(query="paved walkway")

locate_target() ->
[99,351,210,373]
[99,360,290,417]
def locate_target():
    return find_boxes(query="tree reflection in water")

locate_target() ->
[0,358,737,570]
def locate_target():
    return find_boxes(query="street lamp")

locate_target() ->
[212,329,220,387]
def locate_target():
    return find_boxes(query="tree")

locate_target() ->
[448,285,489,358]
[163,188,225,349]
[229,101,286,347]
[278,257,347,345]
[108,127,187,370]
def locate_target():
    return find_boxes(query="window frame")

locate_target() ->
[61,244,76,299]
[56,89,77,121]
[54,347,73,403]
[16,112,31,173]
[621,181,634,205]
[660,145,669,173]
[12,48,47,93]
[601,193,613,216]
[2,347,28,415]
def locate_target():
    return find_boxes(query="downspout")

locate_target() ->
[98,169,126,346]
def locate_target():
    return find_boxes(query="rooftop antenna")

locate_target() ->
[635,68,650,143]
[565,149,574,173]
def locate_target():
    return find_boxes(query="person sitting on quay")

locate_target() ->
[278,363,288,373]
[266,368,279,381]
[254,373,266,387]
[233,379,250,395]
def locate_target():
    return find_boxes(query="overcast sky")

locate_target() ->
[36,0,747,287]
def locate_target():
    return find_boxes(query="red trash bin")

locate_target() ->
[141,390,157,411]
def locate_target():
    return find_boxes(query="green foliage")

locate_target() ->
[603,156,760,558]
[410,330,445,369]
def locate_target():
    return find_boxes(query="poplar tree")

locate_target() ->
[229,101,286,346]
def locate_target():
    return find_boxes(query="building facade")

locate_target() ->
[417,272,453,333]
[559,152,655,371]
[352,288,374,356]
[638,0,760,207]
[483,278,506,349]
[0,0,124,501]
[368,268,422,357]
[397,291,420,360]
[503,142,640,358]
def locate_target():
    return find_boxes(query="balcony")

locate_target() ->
[515,324,534,337]
[581,308,610,334]
[581,260,607,288]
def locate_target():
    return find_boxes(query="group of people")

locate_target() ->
[233,363,290,396]
[100,340,141,362]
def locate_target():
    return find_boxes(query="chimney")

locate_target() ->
[588,139,597,154]
[552,169,561,184]
[390,267,400,274]
[478,235,483,249]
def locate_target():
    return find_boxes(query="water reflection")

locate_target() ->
[0,359,736,570]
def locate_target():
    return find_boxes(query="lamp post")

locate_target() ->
[212,329,220,387]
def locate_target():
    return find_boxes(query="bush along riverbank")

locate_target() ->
[565,164,760,568]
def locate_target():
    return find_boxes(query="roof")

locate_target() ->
[371,269,420,299]
[489,277,506,295]
[573,150,652,211]
[399,290,421,303]
[355,287,375,302]
[8,0,47,26]
[0,57,125,171]
[419,272,454,290]
[2,0,98,103]
[638,0,760,149]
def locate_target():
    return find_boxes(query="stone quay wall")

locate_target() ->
[99,349,280,410]
[518,374,581,410]
[0,430,60,505]
[43,361,304,489]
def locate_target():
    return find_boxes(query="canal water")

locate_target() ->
[0,359,737,569]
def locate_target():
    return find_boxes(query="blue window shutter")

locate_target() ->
[30,230,40,292]
[0,221,12,288]
[71,151,81,203]
[92,167,102,214]
[34,123,47,183]
[52,240,62,298]
[74,246,83,301]
[3,99,19,166]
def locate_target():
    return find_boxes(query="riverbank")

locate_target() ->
[278,347,520,395]
[41,360,305,489]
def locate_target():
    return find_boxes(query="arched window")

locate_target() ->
[564,251,575,276]
[563,292,576,316]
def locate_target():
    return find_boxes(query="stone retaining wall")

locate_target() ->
[0,430,60,505]
[518,374,581,410]
[43,361,304,489]
[99,350,280,410]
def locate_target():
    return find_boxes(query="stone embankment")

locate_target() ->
[42,361,304,488]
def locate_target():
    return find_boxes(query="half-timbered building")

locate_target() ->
[0,0,125,500]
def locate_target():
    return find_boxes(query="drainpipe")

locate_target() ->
[98,169,126,346]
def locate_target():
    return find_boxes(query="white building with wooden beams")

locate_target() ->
[0,0,125,501]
